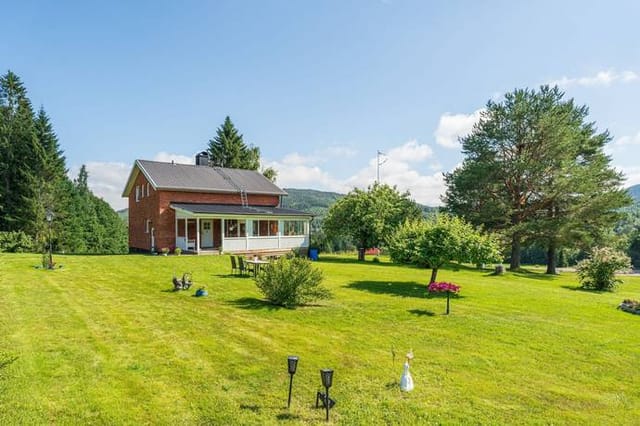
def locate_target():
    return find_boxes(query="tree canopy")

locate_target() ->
[0,70,127,254]
[443,86,630,272]
[322,183,422,259]
[388,214,502,284]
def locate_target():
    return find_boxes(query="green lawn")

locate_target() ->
[0,253,638,425]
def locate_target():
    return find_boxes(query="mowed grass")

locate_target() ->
[0,253,639,425]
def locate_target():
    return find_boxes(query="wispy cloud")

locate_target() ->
[549,69,638,88]
[153,151,195,164]
[434,109,483,149]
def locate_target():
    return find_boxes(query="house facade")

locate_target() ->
[122,153,312,254]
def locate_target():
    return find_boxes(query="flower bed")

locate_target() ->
[618,299,640,315]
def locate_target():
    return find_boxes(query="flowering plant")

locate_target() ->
[427,282,460,315]
[428,282,460,294]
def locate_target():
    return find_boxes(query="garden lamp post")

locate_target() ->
[320,369,333,421]
[287,356,298,408]
[45,209,54,269]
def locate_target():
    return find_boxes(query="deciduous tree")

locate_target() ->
[323,183,422,260]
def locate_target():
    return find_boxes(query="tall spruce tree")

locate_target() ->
[444,86,630,272]
[208,116,260,170]
[0,71,127,254]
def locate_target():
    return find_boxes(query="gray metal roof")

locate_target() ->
[171,203,313,217]
[124,160,287,196]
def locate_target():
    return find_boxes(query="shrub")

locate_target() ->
[174,247,182,256]
[576,247,631,291]
[255,257,331,308]
[0,231,33,253]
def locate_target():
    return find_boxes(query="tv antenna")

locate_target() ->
[377,150,387,183]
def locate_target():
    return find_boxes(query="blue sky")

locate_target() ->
[2,1,640,209]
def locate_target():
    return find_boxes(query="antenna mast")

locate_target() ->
[377,150,387,183]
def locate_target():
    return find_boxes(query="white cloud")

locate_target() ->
[386,139,432,162]
[153,151,194,164]
[69,161,131,210]
[613,132,640,147]
[618,166,640,187]
[434,110,482,148]
[549,69,639,88]
[268,139,445,205]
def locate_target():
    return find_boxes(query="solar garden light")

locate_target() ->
[320,369,334,421]
[287,356,299,408]
[45,209,54,269]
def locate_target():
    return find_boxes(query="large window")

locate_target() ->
[283,220,305,236]
[252,220,279,236]
[225,219,246,238]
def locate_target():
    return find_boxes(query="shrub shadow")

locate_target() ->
[408,309,435,316]
[228,297,285,310]
[345,281,427,298]
[560,285,607,294]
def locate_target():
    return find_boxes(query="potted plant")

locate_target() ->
[174,247,182,256]
[161,247,169,256]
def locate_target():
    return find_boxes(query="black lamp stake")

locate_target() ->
[46,209,54,269]
[287,356,298,408]
[320,369,333,421]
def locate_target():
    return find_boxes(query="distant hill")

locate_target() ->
[282,188,437,222]
[115,188,436,228]
[628,184,640,204]
[117,209,128,226]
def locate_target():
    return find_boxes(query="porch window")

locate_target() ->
[283,220,305,236]
[252,220,279,236]
[224,219,246,237]
[145,219,151,233]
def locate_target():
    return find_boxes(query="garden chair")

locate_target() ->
[237,256,249,276]
[230,255,239,275]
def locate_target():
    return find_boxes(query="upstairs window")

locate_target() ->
[135,185,140,202]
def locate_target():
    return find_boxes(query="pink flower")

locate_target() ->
[428,281,461,294]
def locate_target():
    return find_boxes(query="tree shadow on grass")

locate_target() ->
[345,280,431,298]
[510,269,556,281]
[315,256,399,267]
[227,297,286,311]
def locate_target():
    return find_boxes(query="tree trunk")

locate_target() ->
[546,242,557,275]
[509,234,521,270]
[429,268,438,284]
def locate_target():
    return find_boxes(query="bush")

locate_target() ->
[255,257,331,308]
[0,231,33,253]
[576,247,631,291]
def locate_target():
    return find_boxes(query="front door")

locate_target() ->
[201,220,213,248]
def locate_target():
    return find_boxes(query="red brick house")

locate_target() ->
[122,153,312,254]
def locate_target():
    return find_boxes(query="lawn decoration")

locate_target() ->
[618,299,640,315]
[400,350,414,392]
[172,272,193,291]
[428,282,461,315]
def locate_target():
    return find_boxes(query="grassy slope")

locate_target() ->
[0,253,638,425]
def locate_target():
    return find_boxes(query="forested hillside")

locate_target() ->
[0,71,127,254]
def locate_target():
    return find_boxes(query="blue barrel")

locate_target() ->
[309,248,319,261]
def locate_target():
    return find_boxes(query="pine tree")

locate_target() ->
[444,86,630,272]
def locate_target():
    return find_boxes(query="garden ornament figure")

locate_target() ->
[400,350,414,392]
